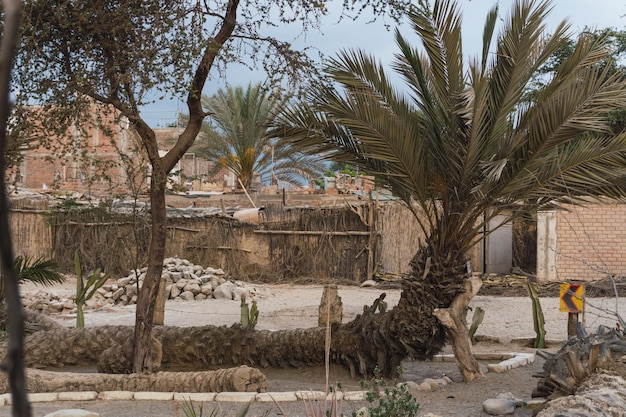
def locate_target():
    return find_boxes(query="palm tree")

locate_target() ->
[274,0,626,381]
[188,83,324,191]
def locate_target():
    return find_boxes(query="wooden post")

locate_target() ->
[366,191,377,281]
[567,312,578,338]
[318,284,343,327]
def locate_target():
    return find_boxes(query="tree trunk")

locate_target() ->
[0,366,266,394]
[133,163,168,373]
[433,277,484,382]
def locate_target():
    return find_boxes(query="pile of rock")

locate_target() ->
[22,257,265,315]
[114,257,264,304]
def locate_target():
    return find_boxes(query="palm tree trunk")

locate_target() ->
[0,366,266,393]
[13,243,482,382]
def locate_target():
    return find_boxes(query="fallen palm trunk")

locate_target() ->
[2,267,474,379]
[0,366,266,393]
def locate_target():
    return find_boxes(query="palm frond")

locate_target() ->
[14,255,65,287]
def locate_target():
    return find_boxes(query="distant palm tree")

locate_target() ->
[276,0,626,381]
[187,83,324,191]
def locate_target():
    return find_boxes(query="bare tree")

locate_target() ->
[13,0,410,373]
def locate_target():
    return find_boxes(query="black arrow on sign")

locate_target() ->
[562,284,581,312]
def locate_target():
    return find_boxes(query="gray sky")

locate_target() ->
[141,0,626,127]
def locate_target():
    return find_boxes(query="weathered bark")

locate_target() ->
[433,277,484,382]
[0,366,266,394]
[132,156,167,373]
[533,327,624,399]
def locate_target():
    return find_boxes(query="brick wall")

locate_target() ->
[554,201,626,281]
[16,103,145,196]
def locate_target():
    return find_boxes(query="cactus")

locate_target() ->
[469,306,485,343]
[74,251,111,328]
[526,278,546,348]
[240,295,259,330]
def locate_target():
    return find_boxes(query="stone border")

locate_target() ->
[431,351,535,373]
[0,352,536,406]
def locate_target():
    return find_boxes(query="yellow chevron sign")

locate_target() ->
[560,283,584,313]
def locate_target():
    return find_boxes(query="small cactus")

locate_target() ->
[240,295,259,330]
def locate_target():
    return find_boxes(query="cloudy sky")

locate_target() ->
[141,0,626,127]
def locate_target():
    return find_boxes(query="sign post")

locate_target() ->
[560,283,584,338]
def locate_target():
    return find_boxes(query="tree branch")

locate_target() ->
[162,0,240,173]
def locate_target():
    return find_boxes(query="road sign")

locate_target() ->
[560,283,584,313]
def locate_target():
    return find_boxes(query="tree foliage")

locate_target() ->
[275,0,626,381]
[187,84,324,190]
[13,0,412,374]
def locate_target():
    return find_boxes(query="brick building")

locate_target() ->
[10,103,145,196]
[9,108,234,196]
[537,199,626,282]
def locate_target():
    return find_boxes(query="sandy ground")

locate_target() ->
[6,281,626,417]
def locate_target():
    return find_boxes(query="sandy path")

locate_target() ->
[38,281,625,344]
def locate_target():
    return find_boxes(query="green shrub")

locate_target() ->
[355,367,419,417]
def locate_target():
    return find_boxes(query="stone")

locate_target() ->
[43,410,99,417]
[110,288,125,301]
[183,282,201,295]
[175,279,188,289]
[173,393,216,402]
[179,291,195,301]
[213,283,234,300]
[255,392,298,402]
[195,293,207,300]
[98,391,134,400]
[198,274,213,284]
[417,382,432,391]
[482,398,516,415]
[422,378,440,390]
[169,285,181,299]
[169,272,182,282]
[343,391,367,401]
[117,277,132,286]
[403,380,420,392]
[57,392,98,401]
[214,392,256,402]
[134,392,174,401]
[360,279,377,287]
[200,284,213,296]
